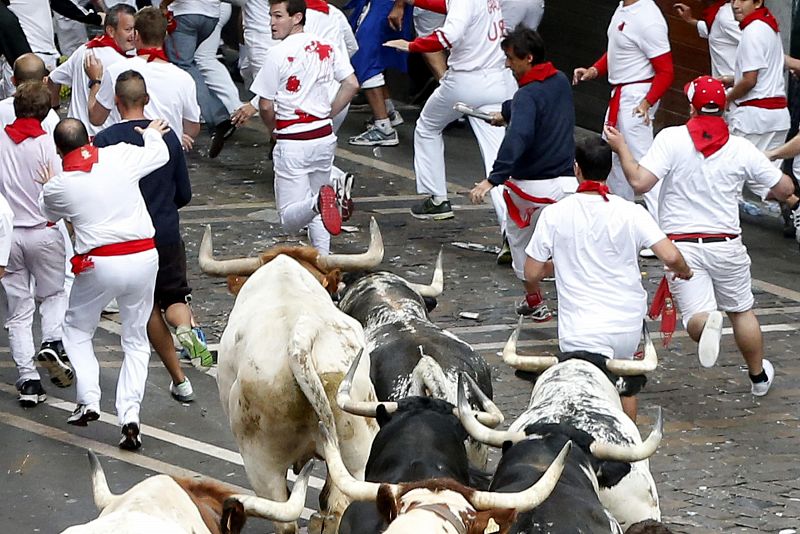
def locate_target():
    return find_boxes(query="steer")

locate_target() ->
[460,320,663,529]
[61,451,313,534]
[200,231,385,534]
[337,253,499,467]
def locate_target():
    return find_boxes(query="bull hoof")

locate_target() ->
[308,512,338,534]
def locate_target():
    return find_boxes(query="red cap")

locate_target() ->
[684,75,726,113]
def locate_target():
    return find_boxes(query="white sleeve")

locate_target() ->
[49,49,78,85]
[331,7,358,57]
[738,26,768,72]
[633,204,666,248]
[113,129,170,181]
[0,197,13,267]
[250,54,281,100]
[639,21,671,58]
[40,179,69,222]
[696,20,709,40]
[95,64,115,111]
[743,144,782,198]
[332,47,355,83]
[181,76,201,122]
[638,129,673,181]
[437,0,470,49]
[525,206,555,262]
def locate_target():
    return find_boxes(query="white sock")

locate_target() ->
[432,196,448,205]
[374,118,393,134]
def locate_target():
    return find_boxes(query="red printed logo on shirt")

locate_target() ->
[287,56,294,62]
[618,21,625,31]
[305,40,333,60]
[286,75,301,92]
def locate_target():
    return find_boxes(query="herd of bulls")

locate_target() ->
[64,219,676,534]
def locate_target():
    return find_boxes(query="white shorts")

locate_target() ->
[560,329,641,360]
[668,238,754,327]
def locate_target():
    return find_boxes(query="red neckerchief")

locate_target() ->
[739,6,779,32]
[686,116,729,158]
[4,117,46,144]
[576,180,610,201]
[62,144,99,172]
[518,62,558,87]
[700,0,727,30]
[85,34,127,56]
[137,47,169,63]
[306,0,329,13]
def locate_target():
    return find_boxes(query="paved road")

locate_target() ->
[2,107,800,533]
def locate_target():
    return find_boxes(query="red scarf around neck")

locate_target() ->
[4,117,46,144]
[85,34,127,56]
[576,180,610,201]
[686,116,729,158]
[700,0,728,29]
[518,62,558,87]
[137,47,169,63]
[739,6,779,32]
[306,0,329,13]
[62,144,99,172]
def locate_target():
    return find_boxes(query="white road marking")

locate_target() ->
[752,279,800,303]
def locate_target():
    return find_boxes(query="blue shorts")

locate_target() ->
[346,0,413,83]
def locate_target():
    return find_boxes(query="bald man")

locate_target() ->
[0,53,59,131]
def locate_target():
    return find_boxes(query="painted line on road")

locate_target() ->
[752,279,800,303]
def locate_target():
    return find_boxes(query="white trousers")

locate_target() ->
[604,82,662,221]
[414,68,515,234]
[63,249,158,426]
[242,30,275,88]
[560,329,641,360]
[53,13,87,57]
[274,134,337,254]
[195,3,241,114]
[330,102,350,190]
[1,226,67,383]
[501,0,545,31]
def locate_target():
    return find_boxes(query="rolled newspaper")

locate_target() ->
[453,102,495,121]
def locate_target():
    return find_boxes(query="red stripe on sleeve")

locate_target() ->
[644,51,674,106]
[592,53,608,78]
[414,0,447,14]
[408,31,448,53]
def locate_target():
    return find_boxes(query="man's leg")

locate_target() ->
[348,79,399,147]
[195,3,241,114]
[726,309,764,374]
[147,304,187,384]
[1,251,40,389]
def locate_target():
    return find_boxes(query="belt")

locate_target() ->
[737,96,787,109]
[607,78,653,127]
[274,124,333,141]
[668,233,739,243]
[71,237,155,275]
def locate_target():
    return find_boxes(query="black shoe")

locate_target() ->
[209,119,233,158]
[17,379,46,407]
[36,340,74,388]
[119,422,142,451]
[410,198,454,220]
[67,403,100,426]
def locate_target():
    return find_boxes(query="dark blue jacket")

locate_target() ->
[94,120,190,246]
[488,70,575,185]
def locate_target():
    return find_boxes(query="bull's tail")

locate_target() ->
[87,450,117,511]
[411,352,452,403]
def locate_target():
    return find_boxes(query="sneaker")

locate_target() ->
[639,247,656,258]
[698,310,723,368]
[496,236,512,265]
[317,184,342,235]
[410,198,454,220]
[364,110,404,129]
[792,205,800,244]
[170,378,195,403]
[119,422,142,451]
[17,379,46,407]
[751,359,775,397]
[515,299,553,322]
[176,325,214,368]
[781,204,795,238]
[103,298,119,314]
[209,119,234,158]
[335,173,355,222]
[36,340,74,388]
[67,403,100,426]
[348,127,399,147]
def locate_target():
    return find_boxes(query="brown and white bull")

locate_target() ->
[199,221,384,534]
[60,450,313,534]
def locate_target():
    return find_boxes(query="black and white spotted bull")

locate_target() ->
[337,251,498,466]
[459,320,663,529]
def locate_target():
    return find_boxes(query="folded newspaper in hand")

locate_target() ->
[453,102,494,121]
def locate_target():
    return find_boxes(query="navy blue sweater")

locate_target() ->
[94,120,190,246]
[488,71,575,185]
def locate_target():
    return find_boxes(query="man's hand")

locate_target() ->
[83,51,103,82]
[603,125,626,152]
[384,39,410,52]
[35,162,54,185]
[673,3,696,25]
[231,102,258,128]
[633,99,652,126]
[573,66,597,85]
[669,266,693,280]
[716,75,734,87]
[469,179,494,204]
[486,112,506,127]
[181,133,194,151]
[388,3,405,31]
[135,118,171,137]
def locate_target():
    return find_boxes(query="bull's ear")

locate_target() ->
[375,485,399,523]
[468,508,517,534]
[220,497,247,534]
[226,275,247,296]
[595,460,631,488]
[616,375,647,397]
[376,404,392,427]
[422,296,438,313]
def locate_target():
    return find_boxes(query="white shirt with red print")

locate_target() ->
[696,2,740,78]
[606,0,670,85]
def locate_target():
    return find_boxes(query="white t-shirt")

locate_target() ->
[250,32,353,135]
[0,192,13,266]
[607,0,671,85]
[39,129,168,253]
[9,0,57,56]
[0,97,60,133]
[97,56,200,139]
[727,19,790,135]
[170,0,221,18]
[696,2,740,78]
[433,0,505,71]
[0,129,62,227]
[526,193,665,336]
[640,126,782,235]
[307,8,358,58]
[49,43,128,136]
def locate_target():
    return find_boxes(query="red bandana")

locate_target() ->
[85,34,127,56]
[137,47,169,63]
[739,6,779,32]
[700,0,727,29]
[518,62,558,87]
[306,0,329,13]
[686,116,729,158]
[4,117,46,144]
[576,180,610,201]
[62,144,99,172]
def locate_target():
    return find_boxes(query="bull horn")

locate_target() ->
[605,321,658,376]
[502,316,559,371]
[469,441,571,512]
[590,406,663,462]
[406,248,444,298]
[225,459,314,522]
[336,348,398,417]
[88,450,118,511]
[317,217,384,271]
[319,421,399,502]
[456,375,525,447]
[199,225,264,276]
[454,372,504,427]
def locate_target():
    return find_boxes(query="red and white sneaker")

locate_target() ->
[317,185,342,235]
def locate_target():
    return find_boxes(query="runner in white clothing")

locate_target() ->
[39,117,170,450]
[674,1,740,79]
[0,54,60,132]
[606,75,795,397]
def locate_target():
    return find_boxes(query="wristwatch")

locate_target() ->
[88,79,101,89]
